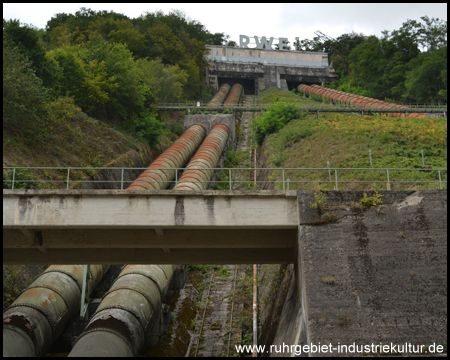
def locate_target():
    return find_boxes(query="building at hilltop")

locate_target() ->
[205,45,338,95]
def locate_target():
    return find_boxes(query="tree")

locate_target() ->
[416,16,447,52]
[79,34,149,119]
[3,19,60,88]
[348,36,386,97]
[3,39,48,134]
[87,17,146,57]
[137,58,187,104]
[405,47,447,104]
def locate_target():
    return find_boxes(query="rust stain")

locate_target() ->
[208,84,231,106]
[177,124,230,191]
[127,124,206,191]
[298,84,426,118]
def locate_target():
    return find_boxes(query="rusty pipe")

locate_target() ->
[176,124,230,191]
[3,265,109,357]
[207,84,231,106]
[127,124,206,190]
[224,84,243,106]
[68,265,175,357]
[297,84,426,118]
[68,124,210,356]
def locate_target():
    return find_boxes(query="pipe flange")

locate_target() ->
[91,304,147,332]
[14,269,81,300]
[74,327,136,357]
[101,286,157,314]
[6,303,55,339]
[3,324,37,356]
[23,284,72,340]
[113,271,165,298]
[157,265,168,280]
[36,269,82,293]
[25,284,73,319]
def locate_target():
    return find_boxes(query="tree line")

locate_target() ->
[3,10,447,148]
[291,16,447,105]
[3,8,228,145]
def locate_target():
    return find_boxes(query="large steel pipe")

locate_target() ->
[297,84,426,118]
[68,265,175,357]
[3,265,109,357]
[68,124,209,356]
[177,124,230,191]
[127,124,206,190]
[224,84,243,106]
[207,84,231,106]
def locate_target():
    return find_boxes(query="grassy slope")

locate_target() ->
[3,100,185,188]
[254,88,447,191]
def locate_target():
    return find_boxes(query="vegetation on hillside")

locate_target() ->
[216,88,446,191]
[294,16,447,104]
[3,9,224,159]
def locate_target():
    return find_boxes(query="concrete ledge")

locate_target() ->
[3,189,298,197]
[3,191,298,229]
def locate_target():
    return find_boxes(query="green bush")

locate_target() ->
[310,94,323,103]
[272,153,287,167]
[3,167,39,189]
[132,109,163,148]
[226,150,248,165]
[252,101,307,145]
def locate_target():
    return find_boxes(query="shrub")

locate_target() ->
[132,109,163,148]
[3,166,39,189]
[272,153,287,167]
[253,101,307,145]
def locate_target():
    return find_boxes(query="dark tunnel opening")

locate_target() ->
[218,78,256,95]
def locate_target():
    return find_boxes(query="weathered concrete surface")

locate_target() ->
[3,190,297,229]
[206,46,329,68]
[270,190,447,356]
[208,61,337,94]
[3,190,298,264]
[258,264,296,355]
[184,114,236,143]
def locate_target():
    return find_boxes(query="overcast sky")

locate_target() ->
[3,3,447,46]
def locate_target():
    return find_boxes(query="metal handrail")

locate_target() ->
[156,102,447,108]
[157,104,447,113]
[3,166,447,191]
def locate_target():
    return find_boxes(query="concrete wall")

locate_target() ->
[206,46,328,68]
[184,114,236,143]
[270,190,447,356]
[208,62,337,94]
